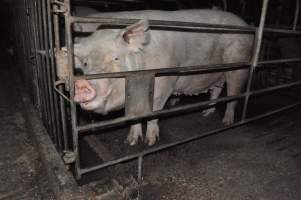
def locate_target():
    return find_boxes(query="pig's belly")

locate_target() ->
[173,73,223,95]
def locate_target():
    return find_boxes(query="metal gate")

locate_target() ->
[9,0,301,198]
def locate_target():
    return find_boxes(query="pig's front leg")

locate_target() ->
[127,124,143,146]
[145,77,175,146]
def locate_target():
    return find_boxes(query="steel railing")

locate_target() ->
[59,0,301,184]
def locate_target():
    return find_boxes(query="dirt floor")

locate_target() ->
[0,64,54,200]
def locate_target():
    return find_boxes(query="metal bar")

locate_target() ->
[52,0,69,151]
[252,80,301,96]
[54,81,72,103]
[31,0,46,119]
[47,0,64,152]
[73,57,301,82]
[258,58,301,65]
[73,0,145,4]
[23,0,35,102]
[64,0,81,179]
[42,0,59,147]
[293,0,300,30]
[71,16,255,33]
[27,0,41,110]
[77,79,301,133]
[75,62,250,80]
[52,1,61,48]
[77,94,245,133]
[71,16,301,35]
[242,0,269,120]
[80,101,301,175]
[263,27,301,34]
[36,0,53,137]
[137,156,143,200]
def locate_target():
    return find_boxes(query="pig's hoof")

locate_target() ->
[222,117,234,126]
[145,127,159,146]
[167,97,180,107]
[202,107,216,117]
[126,129,142,146]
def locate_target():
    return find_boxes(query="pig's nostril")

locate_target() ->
[74,79,96,103]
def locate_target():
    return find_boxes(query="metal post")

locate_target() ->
[26,0,40,110]
[52,0,70,151]
[242,0,269,120]
[293,0,300,30]
[36,0,54,137]
[41,0,59,146]
[64,0,81,179]
[137,155,144,200]
[46,0,64,152]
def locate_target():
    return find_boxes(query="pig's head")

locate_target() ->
[73,19,150,114]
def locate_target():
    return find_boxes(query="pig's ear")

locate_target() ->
[121,19,150,52]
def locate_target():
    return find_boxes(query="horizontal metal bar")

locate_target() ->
[258,58,301,65]
[77,79,301,133]
[73,0,145,5]
[251,80,301,96]
[74,56,301,81]
[75,62,250,80]
[70,16,255,33]
[77,94,244,133]
[71,16,301,35]
[80,101,301,175]
[263,27,301,34]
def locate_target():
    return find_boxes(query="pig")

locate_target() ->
[70,10,253,146]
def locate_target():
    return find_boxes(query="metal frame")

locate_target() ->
[61,0,301,182]
[10,0,301,198]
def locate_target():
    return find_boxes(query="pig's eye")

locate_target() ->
[82,58,88,67]
[113,57,119,61]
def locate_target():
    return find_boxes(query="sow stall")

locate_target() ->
[9,0,301,198]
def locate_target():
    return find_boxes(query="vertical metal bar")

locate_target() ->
[22,0,30,94]
[137,155,144,200]
[293,0,300,30]
[32,0,47,120]
[26,0,40,109]
[42,0,59,146]
[25,0,34,106]
[53,3,61,48]
[52,0,69,151]
[64,0,81,179]
[242,0,269,120]
[46,0,64,152]
[36,0,53,139]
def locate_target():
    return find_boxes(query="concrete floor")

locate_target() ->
[0,65,54,200]
[79,92,301,200]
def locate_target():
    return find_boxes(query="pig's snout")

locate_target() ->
[74,79,96,103]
